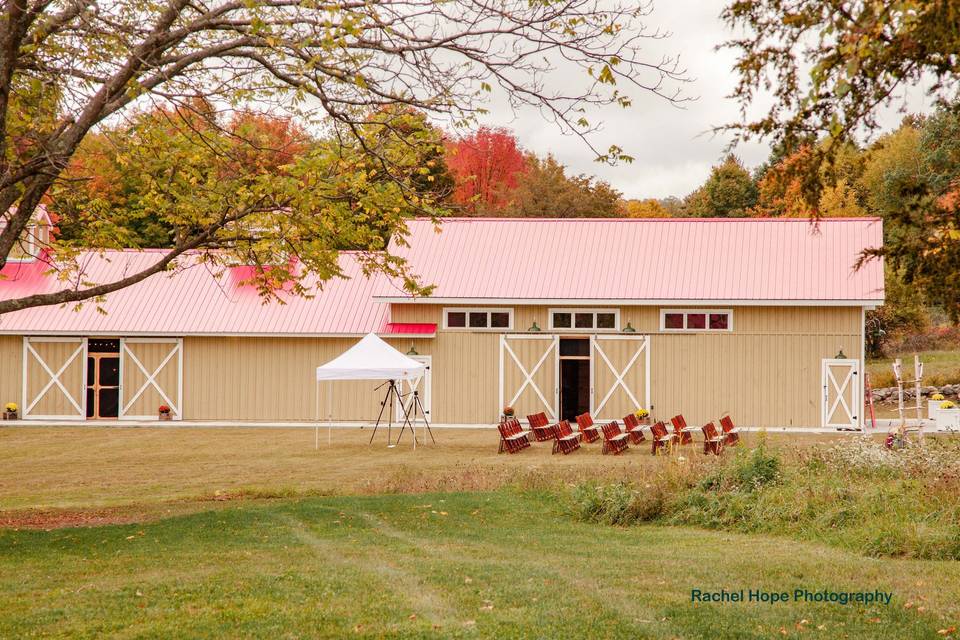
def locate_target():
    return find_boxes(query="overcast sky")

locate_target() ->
[473,1,930,201]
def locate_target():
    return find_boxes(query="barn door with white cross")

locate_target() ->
[590,335,650,421]
[396,356,431,422]
[22,337,86,420]
[822,359,860,429]
[119,338,183,420]
[500,335,559,422]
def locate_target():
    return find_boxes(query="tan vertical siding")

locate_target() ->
[390,303,861,427]
[1,303,863,427]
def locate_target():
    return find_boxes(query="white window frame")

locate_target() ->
[659,309,734,332]
[2,223,37,263]
[547,308,620,332]
[442,307,514,331]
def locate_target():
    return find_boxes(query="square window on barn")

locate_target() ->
[469,312,489,328]
[574,313,594,329]
[686,313,706,329]
[552,312,572,328]
[490,312,510,328]
[596,313,616,329]
[663,313,684,329]
[446,311,466,328]
[709,312,729,330]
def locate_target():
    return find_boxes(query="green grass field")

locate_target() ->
[2,490,957,639]
[868,349,960,388]
[1,427,959,638]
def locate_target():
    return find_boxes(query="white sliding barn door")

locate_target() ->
[119,338,183,420]
[22,337,86,420]
[500,335,559,421]
[590,335,650,421]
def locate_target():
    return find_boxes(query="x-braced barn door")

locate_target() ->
[590,335,650,421]
[22,337,86,420]
[119,338,183,420]
[822,358,860,429]
[500,334,559,422]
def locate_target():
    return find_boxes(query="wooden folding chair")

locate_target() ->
[623,413,647,445]
[551,420,582,455]
[649,421,676,456]
[601,421,630,455]
[719,415,741,446]
[575,413,602,443]
[527,412,556,442]
[701,421,725,456]
[497,419,531,454]
[671,414,694,446]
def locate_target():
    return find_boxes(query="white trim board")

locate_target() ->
[373,297,885,306]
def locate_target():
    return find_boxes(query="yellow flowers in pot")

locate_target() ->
[4,402,16,412]
[941,401,956,410]
[931,393,945,401]
[634,408,649,418]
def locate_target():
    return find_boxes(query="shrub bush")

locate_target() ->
[567,439,960,560]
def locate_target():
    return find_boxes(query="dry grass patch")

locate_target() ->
[0,425,863,516]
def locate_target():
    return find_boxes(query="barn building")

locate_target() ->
[0,217,884,429]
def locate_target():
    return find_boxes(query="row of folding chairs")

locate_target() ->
[497,412,741,456]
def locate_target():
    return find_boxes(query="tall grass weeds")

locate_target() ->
[569,436,960,560]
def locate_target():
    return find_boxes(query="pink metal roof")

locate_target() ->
[377,217,885,303]
[0,251,389,335]
[382,322,437,336]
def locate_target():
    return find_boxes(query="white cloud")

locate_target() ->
[469,0,935,201]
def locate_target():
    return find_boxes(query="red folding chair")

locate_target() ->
[649,421,676,456]
[552,420,582,455]
[701,421,725,456]
[527,412,556,442]
[671,414,693,446]
[575,413,602,443]
[497,419,531,454]
[601,421,630,455]
[719,415,741,446]
[623,413,647,445]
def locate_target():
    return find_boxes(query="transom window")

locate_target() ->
[443,307,513,330]
[660,309,733,332]
[548,309,619,332]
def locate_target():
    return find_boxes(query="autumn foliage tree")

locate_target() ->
[446,128,527,215]
[0,0,687,314]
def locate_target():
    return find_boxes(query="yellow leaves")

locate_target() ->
[597,65,616,85]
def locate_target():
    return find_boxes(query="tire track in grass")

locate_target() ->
[356,510,662,633]
[276,512,459,628]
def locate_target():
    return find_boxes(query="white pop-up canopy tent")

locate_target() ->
[315,333,427,447]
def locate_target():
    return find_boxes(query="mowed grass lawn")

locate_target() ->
[1,427,958,638]
[3,490,958,639]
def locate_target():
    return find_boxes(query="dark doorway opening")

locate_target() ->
[559,338,590,422]
[86,339,120,419]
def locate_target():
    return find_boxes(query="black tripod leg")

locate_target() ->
[370,384,390,445]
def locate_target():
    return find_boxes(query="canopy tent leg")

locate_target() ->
[328,380,333,446]
[315,381,319,450]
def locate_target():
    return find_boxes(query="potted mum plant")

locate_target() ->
[634,407,650,425]
[502,405,515,421]
[928,393,945,419]
[3,402,17,420]
[158,404,172,421]
[936,400,959,431]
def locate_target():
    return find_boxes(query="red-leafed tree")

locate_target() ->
[446,128,527,215]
